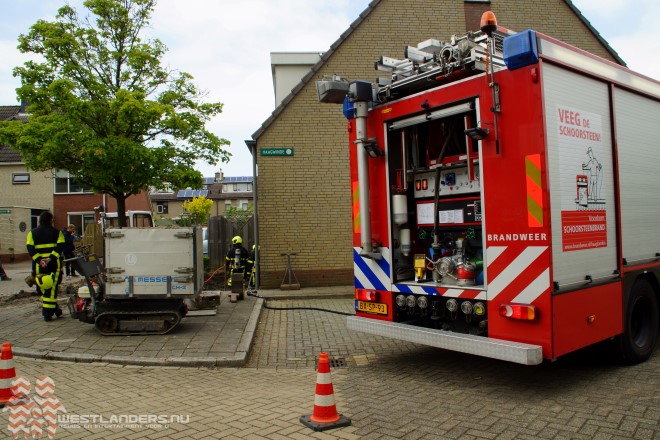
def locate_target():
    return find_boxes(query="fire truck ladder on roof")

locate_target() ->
[375,29,510,100]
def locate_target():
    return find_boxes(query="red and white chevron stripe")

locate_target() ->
[486,245,550,303]
[426,245,550,303]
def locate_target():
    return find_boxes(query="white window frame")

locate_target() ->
[54,170,93,194]
[156,201,168,214]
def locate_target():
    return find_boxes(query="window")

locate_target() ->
[225,203,232,212]
[247,183,252,192]
[12,173,30,184]
[241,203,249,211]
[133,213,154,228]
[105,212,153,228]
[156,201,169,214]
[54,170,92,193]
[68,213,95,236]
[233,184,238,191]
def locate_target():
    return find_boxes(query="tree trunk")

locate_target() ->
[116,194,127,228]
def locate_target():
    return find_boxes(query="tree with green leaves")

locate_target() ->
[0,0,230,226]
[183,195,213,225]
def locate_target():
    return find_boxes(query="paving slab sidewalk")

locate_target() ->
[0,259,353,367]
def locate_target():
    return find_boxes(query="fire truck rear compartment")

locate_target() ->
[388,106,485,289]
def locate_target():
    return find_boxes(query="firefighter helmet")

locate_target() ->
[36,274,54,291]
[232,236,243,245]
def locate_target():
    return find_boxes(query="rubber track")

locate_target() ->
[95,310,182,336]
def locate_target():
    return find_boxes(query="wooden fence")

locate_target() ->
[207,215,254,268]
[80,223,104,257]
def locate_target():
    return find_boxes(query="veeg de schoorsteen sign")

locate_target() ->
[260,148,294,157]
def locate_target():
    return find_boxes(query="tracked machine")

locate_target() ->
[69,227,211,335]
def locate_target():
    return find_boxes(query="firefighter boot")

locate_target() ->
[42,309,53,322]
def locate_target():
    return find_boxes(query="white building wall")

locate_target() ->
[271,52,322,107]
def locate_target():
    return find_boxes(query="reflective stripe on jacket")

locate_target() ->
[27,225,64,303]
[27,226,65,263]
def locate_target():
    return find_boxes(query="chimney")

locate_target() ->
[215,169,224,183]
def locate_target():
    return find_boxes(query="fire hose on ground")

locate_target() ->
[204,264,354,316]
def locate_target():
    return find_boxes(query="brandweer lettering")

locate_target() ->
[488,233,547,242]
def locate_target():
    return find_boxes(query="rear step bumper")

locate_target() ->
[347,316,543,365]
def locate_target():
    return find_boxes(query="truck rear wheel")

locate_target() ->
[615,279,658,364]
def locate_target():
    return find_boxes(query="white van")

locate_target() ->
[104,211,154,228]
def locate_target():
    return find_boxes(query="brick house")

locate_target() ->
[251,0,625,288]
[52,176,151,235]
[0,104,151,261]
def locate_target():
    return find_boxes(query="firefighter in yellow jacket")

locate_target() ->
[225,236,248,288]
[26,211,65,321]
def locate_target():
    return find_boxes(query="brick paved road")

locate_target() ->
[5,357,357,439]
[249,298,660,439]
[2,298,658,439]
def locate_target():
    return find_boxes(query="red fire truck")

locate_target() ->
[317,14,660,365]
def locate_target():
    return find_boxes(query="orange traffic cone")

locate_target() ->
[300,352,351,431]
[0,342,17,408]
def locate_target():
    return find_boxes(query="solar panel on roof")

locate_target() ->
[176,189,209,198]
[223,176,253,183]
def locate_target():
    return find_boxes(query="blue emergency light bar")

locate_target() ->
[343,96,355,120]
[503,30,539,70]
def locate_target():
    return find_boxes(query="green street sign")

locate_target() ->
[260,148,294,157]
[0,209,11,214]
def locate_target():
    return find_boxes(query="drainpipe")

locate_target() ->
[245,140,259,288]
